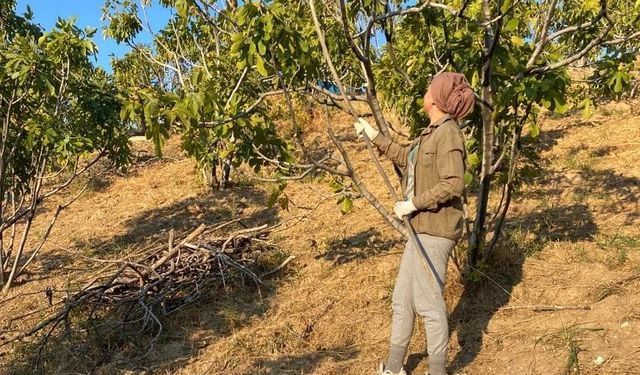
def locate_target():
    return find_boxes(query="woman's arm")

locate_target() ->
[371,132,411,168]
[410,128,465,210]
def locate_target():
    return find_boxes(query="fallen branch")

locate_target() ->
[500,305,591,312]
[260,255,296,278]
[145,223,206,276]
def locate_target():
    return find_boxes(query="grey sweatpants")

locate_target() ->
[389,233,454,372]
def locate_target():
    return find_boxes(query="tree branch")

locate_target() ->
[201,89,303,128]
[525,7,614,75]
[526,0,559,68]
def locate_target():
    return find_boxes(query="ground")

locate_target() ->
[0,102,638,375]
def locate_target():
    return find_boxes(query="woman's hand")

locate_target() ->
[394,199,417,219]
[353,117,379,140]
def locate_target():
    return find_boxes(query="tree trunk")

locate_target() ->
[468,0,499,265]
[220,157,231,190]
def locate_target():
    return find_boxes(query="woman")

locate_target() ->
[354,72,475,375]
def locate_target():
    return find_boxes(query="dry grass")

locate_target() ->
[1,101,639,374]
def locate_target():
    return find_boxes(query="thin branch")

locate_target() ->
[225,67,249,109]
[525,0,615,75]
[544,14,604,44]
[526,15,614,75]
[602,30,640,45]
[481,0,522,26]
[310,84,368,102]
[259,255,296,278]
[526,0,559,68]
[499,305,591,312]
[309,93,373,118]
[201,89,302,128]
[456,0,473,18]
[358,0,464,39]
[338,0,368,63]
[17,183,89,277]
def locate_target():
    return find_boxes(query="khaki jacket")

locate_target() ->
[372,115,465,241]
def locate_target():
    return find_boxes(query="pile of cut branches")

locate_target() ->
[0,219,293,363]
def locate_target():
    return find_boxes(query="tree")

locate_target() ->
[105,0,295,190]
[104,0,640,267]
[0,2,131,291]
[365,0,640,264]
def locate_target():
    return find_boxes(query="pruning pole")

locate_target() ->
[308,0,444,290]
[360,129,445,290]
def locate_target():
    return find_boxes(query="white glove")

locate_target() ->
[353,117,379,140]
[394,199,417,219]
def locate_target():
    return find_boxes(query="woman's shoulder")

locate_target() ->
[433,118,462,137]
[432,119,464,150]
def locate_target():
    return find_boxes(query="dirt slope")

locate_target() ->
[1,103,639,375]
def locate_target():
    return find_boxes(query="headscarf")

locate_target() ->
[429,72,475,120]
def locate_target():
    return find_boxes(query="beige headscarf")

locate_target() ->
[430,72,475,120]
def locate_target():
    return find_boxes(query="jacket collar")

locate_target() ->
[419,114,452,137]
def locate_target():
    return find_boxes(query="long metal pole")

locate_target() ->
[361,133,445,289]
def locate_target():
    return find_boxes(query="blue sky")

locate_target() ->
[15,0,172,71]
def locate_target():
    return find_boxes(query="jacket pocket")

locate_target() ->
[419,141,438,184]
[422,142,437,166]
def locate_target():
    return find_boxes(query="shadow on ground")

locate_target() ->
[74,185,272,258]
[246,347,359,375]
[448,234,527,372]
[535,117,601,153]
[523,121,639,227]
[316,228,404,265]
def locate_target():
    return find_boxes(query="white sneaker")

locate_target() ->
[377,362,407,375]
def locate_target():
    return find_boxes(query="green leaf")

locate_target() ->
[329,178,343,193]
[264,17,273,33]
[143,100,160,130]
[500,0,512,13]
[613,73,624,93]
[120,104,131,122]
[340,196,353,214]
[553,97,568,114]
[529,121,540,138]
[267,187,281,208]
[258,40,266,56]
[504,19,518,32]
[256,54,268,77]
[299,39,309,53]
[467,152,480,167]
[176,0,188,19]
[237,5,248,26]
[582,98,594,119]
[471,70,480,88]
[464,171,474,186]
[44,78,56,96]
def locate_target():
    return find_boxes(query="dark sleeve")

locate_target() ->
[370,132,411,168]
[411,127,465,210]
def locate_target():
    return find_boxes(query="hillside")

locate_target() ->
[1,104,639,375]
